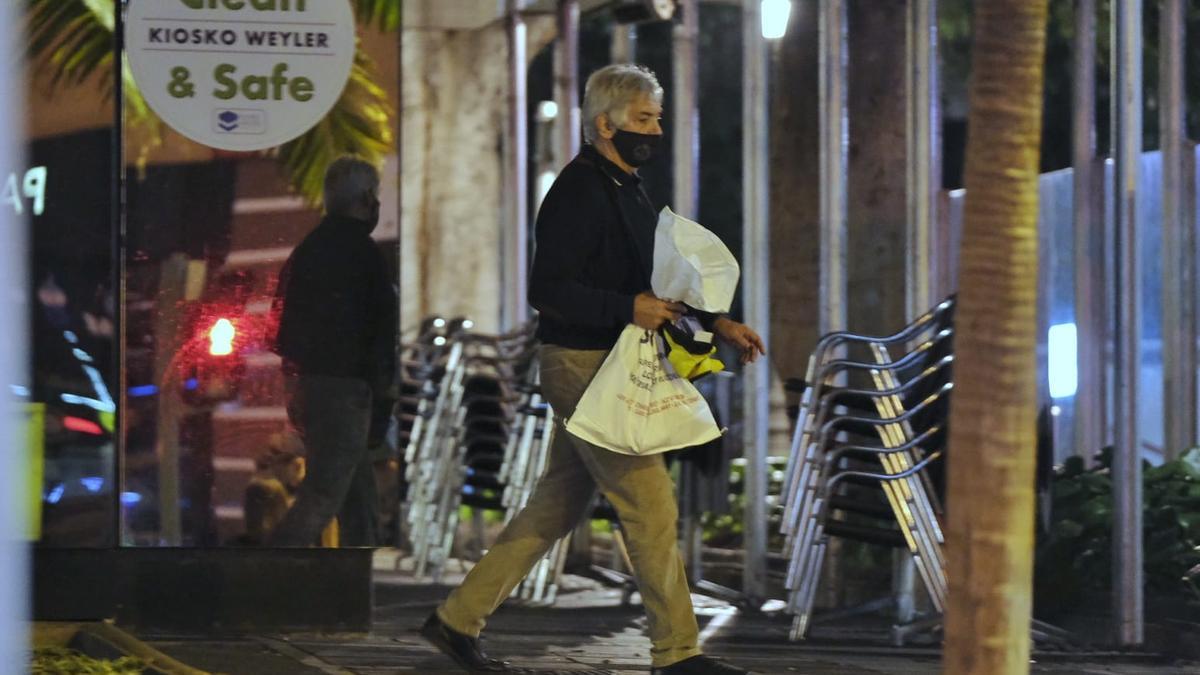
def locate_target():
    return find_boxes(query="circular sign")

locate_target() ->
[125,0,356,152]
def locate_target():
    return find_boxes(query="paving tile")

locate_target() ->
[128,573,1199,675]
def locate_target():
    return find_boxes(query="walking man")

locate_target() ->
[270,156,397,547]
[422,65,763,674]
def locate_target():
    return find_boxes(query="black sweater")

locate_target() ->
[273,215,397,389]
[528,146,658,349]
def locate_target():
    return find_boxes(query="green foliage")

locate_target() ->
[31,647,144,675]
[1035,447,1200,615]
[354,0,401,33]
[27,0,114,89]
[700,458,787,550]
[26,0,396,205]
[275,46,394,207]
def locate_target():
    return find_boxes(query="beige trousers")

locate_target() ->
[438,344,702,668]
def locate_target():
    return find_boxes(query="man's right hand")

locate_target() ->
[632,291,685,331]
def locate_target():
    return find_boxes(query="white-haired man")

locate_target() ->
[422,65,761,674]
[270,156,396,547]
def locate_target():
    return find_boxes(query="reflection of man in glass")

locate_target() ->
[269,157,396,547]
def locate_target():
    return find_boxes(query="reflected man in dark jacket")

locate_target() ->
[269,156,397,547]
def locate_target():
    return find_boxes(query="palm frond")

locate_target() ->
[275,46,395,205]
[27,0,113,89]
[354,0,401,32]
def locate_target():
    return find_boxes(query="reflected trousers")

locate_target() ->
[269,373,378,547]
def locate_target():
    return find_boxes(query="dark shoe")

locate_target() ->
[651,654,753,674]
[420,612,509,672]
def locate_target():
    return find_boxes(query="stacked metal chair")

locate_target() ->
[401,318,472,579]
[400,319,571,603]
[779,297,956,642]
[499,389,566,604]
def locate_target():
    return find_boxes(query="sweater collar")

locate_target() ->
[321,213,375,237]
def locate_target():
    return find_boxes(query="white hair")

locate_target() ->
[323,156,380,215]
[581,64,663,143]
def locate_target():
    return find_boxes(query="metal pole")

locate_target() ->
[673,0,702,582]
[741,0,770,603]
[392,6,405,547]
[554,0,589,563]
[1111,0,1143,647]
[899,0,939,623]
[905,0,940,319]
[1160,0,1193,460]
[611,23,637,64]
[505,1,530,330]
[673,0,699,219]
[819,0,848,336]
[554,0,580,170]
[115,0,128,545]
[1073,0,1104,463]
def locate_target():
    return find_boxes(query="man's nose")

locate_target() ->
[652,119,663,135]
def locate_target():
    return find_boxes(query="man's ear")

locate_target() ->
[596,113,615,140]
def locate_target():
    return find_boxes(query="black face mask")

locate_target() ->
[611,128,662,167]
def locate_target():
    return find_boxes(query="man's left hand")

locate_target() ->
[713,317,766,364]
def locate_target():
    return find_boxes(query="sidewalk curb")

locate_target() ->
[68,622,213,675]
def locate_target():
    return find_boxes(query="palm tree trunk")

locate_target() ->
[943,1,1049,673]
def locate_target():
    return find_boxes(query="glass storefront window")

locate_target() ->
[23,2,401,548]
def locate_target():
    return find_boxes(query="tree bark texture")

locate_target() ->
[943,1,1049,673]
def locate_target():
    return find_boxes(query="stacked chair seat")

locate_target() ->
[779,298,955,642]
[399,318,567,603]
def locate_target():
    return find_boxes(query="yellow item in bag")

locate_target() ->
[662,328,725,381]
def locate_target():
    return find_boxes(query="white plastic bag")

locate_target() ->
[566,325,722,455]
[651,206,740,313]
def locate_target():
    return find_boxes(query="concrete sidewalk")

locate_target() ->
[124,563,1197,675]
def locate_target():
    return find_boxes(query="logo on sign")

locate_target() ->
[125,0,355,151]
[213,109,266,135]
